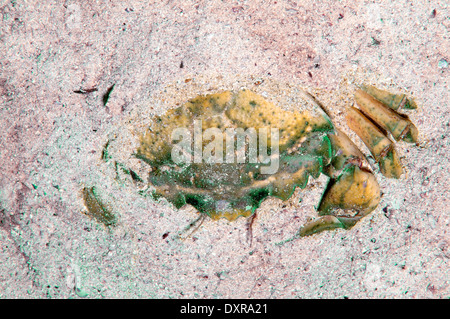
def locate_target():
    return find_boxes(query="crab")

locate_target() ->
[100,79,419,238]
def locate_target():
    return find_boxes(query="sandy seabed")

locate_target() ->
[0,1,448,298]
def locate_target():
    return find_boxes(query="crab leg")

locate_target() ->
[359,85,417,110]
[324,129,367,177]
[346,107,403,178]
[353,89,418,143]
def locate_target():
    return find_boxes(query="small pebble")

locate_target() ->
[437,58,448,69]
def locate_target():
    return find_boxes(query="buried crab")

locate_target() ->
[100,80,419,238]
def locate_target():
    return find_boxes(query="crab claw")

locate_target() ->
[298,215,345,237]
[298,130,381,237]
[299,166,381,236]
[299,164,381,237]
[318,165,380,216]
